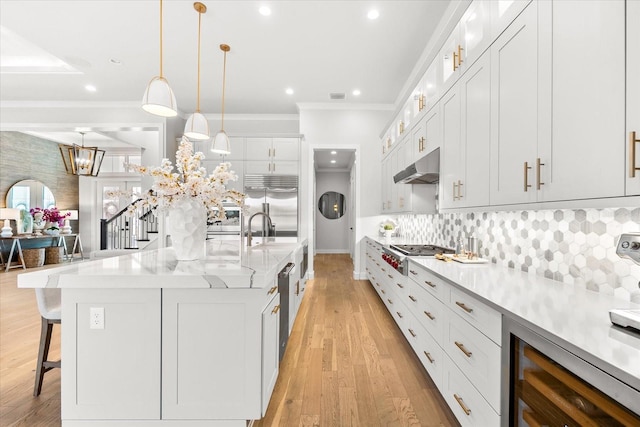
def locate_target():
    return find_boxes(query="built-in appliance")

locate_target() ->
[609,233,640,331]
[244,175,298,238]
[277,261,296,361]
[381,243,454,275]
[207,204,241,236]
[393,147,440,184]
[301,243,308,280]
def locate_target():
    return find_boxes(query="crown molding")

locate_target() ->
[0,100,141,109]
[296,102,394,112]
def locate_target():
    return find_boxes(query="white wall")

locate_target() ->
[299,106,393,278]
[315,171,350,253]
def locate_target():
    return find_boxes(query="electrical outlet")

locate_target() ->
[90,307,104,329]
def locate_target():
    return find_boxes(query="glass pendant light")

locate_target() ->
[184,2,210,140]
[210,44,231,155]
[142,0,178,117]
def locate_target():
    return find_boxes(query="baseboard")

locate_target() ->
[315,249,349,254]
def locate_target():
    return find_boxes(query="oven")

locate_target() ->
[381,244,454,275]
[207,205,241,236]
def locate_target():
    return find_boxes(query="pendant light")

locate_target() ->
[59,132,106,177]
[210,44,231,155]
[184,2,210,140]
[142,0,178,117]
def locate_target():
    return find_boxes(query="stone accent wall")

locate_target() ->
[396,208,640,303]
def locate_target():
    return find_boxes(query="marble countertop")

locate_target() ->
[366,235,640,391]
[17,238,305,290]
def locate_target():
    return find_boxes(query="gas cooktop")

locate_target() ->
[390,244,455,257]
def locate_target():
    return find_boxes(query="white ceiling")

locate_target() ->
[314,149,355,172]
[0,0,452,168]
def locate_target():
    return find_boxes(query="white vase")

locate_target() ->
[385,229,393,238]
[166,199,208,261]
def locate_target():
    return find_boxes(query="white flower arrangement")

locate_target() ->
[108,136,245,221]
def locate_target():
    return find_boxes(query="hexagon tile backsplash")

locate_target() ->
[396,207,640,303]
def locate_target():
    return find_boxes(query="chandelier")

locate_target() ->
[59,132,106,177]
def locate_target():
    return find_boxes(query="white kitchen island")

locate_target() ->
[18,238,303,427]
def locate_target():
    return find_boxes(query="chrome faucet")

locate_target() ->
[246,212,273,246]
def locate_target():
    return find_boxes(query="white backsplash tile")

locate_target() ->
[396,208,640,303]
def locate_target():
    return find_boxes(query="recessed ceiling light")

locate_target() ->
[352,89,361,96]
[331,160,336,164]
[85,84,97,92]
[109,58,122,65]
[285,87,294,95]
[259,6,271,16]
[331,151,337,155]
[367,9,379,20]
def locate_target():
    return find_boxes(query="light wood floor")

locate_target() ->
[0,255,458,427]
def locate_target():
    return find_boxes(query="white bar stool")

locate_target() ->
[33,288,61,396]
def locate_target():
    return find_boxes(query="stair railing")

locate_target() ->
[99,199,158,250]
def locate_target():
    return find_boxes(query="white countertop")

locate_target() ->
[366,235,640,391]
[17,238,304,290]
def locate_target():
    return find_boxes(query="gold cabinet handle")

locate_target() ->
[388,274,393,279]
[424,311,435,320]
[455,301,473,313]
[408,295,417,302]
[631,131,640,178]
[387,298,393,305]
[408,328,417,337]
[381,267,386,272]
[536,158,545,190]
[396,311,403,318]
[396,283,404,289]
[381,289,386,294]
[457,180,463,199]
[455,341,473,358]
[452,181,458,201]
[452,51,459,71]
[409,270,417,275]
[454,394,471,415]
[271,304,280,314]
[524,161,532,192]
[457,45,464,66]
[424,351,435,364]
[425,280,436,288]
[267,285,278,295]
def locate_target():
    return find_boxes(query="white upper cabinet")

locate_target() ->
[490,0,533,40]
[439,0,491,95]
[441,52,491,209]
[627,0,640,196]
[245,137,298,175]
[489,1,541,205]
[538,0,625,201]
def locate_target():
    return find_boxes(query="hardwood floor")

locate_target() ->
[0,254,458,427]
[255,254,459,427]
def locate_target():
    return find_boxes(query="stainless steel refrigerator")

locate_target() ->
[244,175,298,238]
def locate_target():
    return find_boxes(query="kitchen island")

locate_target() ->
[17,238,305,427]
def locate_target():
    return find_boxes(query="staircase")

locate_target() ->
[99,200,159,251]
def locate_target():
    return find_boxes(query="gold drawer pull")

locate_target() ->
[536,157,545,190]
[424,351,435,364]
[408,329,417,337]
[271,305,280,314]
[409,270,417,275]
[454,394,471,415]
[408,295,417,302]
[388,275,393,279]
[631,131,640,178]
[396,283,404,289]
[267,285,278,295]
[424,311,435,320]
[381,267,386,272]
[524,161,532,192]
[455,301,473,313]
[455,341,473,358]
[396,311,403,318]
[387,298,393,305]
[381,289,386,294]
[425,281,436,288]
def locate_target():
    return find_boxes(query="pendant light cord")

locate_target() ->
[196,8,202,112]
[220,46,228,131]
[159,0,164,78]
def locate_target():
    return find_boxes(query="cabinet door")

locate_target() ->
[261,294,280,416]
[272,138,299,161]
[459,52,491,207]
[424,104,441,155]
[490,1,538,205]
[398,139,413,212]
[440,24,461,95]
[490,0,533,40]
[270,161,298,175]
[459,0,491,70]
[244,138,272,161]
[381,156,392,212]
[245,160,273,175]
[423,62,440,113]
[412,119,426,161]
[539,0,625,201]
[627,1,640,196]
[440,86,462,210]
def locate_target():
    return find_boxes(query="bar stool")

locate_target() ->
[33,288,61,396]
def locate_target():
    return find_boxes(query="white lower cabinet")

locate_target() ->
[261,294,280,416]
[367,253,503,426]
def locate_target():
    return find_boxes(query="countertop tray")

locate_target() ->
[438,253,489,264]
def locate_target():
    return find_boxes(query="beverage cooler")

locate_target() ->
[505,319,640,426]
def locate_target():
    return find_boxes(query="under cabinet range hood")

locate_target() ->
[393,148,440,184]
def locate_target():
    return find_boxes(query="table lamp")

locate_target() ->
[0,208,20,238]
[60,210,79,234]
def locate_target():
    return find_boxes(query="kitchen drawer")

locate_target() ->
[388,294,410,333]
[443,356,500,427]
[406,279,447,344]
[407,261,450,302]
[449,286,502,345]
[409,319,445,391]
[263,279,279,309]
[446,309,501,413]
[389,272,409,300]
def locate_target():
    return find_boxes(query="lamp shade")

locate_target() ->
[142,76,178,117]
[0,208,20,220]
[210,130,231,155]
[184,112,210,140]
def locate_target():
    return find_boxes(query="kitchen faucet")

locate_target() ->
[246,212,273,246]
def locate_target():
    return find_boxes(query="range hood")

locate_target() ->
[393,148,440,184]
